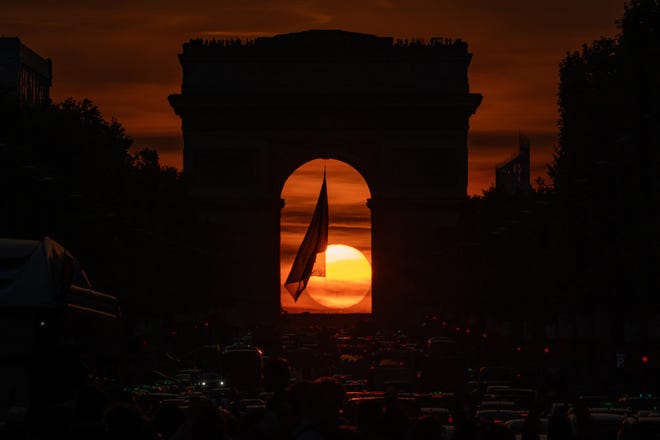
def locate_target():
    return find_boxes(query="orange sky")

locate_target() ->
[281,160,372,313]
[5,1,627,313]
[3,0,625,194]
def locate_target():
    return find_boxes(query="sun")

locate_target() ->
[306,244,371,309]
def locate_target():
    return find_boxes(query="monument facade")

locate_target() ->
[169,30,481,325]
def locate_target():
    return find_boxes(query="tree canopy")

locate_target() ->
[550,0,659,196]
[549,0,659,317]
[0,98,220,320]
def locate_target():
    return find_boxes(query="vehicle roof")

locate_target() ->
[590,413,626,421]
[480,401,516,406]
[625,416,660,423]
[477,409,520,415]
[506,418,549,424]
[223,344,262,352]
[428,336,455,342]
[588,407,628,413]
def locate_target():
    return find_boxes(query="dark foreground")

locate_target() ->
[1,317,659,440]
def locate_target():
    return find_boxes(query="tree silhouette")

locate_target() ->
[551,0,659,195]
[457,1,659,348]
[549,0,659,337]
[0,98,220,336]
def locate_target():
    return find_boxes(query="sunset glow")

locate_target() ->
[2,0,654,414]
[2,1,624,195]
[280,159,371,314]
[306,244,372,309]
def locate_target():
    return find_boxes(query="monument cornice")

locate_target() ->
[169,92,482,114]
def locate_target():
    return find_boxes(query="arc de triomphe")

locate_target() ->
[169,30,481,326]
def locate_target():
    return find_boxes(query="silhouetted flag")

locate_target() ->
[285,172,328,301]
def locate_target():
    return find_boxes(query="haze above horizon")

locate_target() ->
[3,0,624,194]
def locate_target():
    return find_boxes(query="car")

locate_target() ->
[158,397,188,410]
[335,350,372,381]
[504,417,548,440]
[427,337,457,357]
[197,372,222,389]
[478,367,514,394]
[370,350,419,391]
[220,345,263,395]
[476,409,521,424]
[588,413,625,440]
[489,388,536,409]
[414,393,459,413]
[239,398,266,413]
[419,406,452,424]
[618,396,660,413]
[587,407,629,416]
[345,380,368,392]
[174,369,201,388]
[478,400,516,411]
[485,385,511,395]
[342,395,421,428]
[577,394,618,409]
[441,425,455,440]
[617,416,660,440]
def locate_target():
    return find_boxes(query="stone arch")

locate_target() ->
[169,30,481,326]
[280,157,373,314]
[275,151,376,202]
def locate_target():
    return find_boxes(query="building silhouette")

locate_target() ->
[169,30,482,325]
[0,38,51,107]
[495,134,532,195]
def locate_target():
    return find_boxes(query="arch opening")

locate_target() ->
[280,159,372,314]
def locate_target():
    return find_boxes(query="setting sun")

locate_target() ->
[280,159,371,314]
[306,244,371,309]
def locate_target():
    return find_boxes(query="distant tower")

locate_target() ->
[0,38,52,107]
[495,134,532,195]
